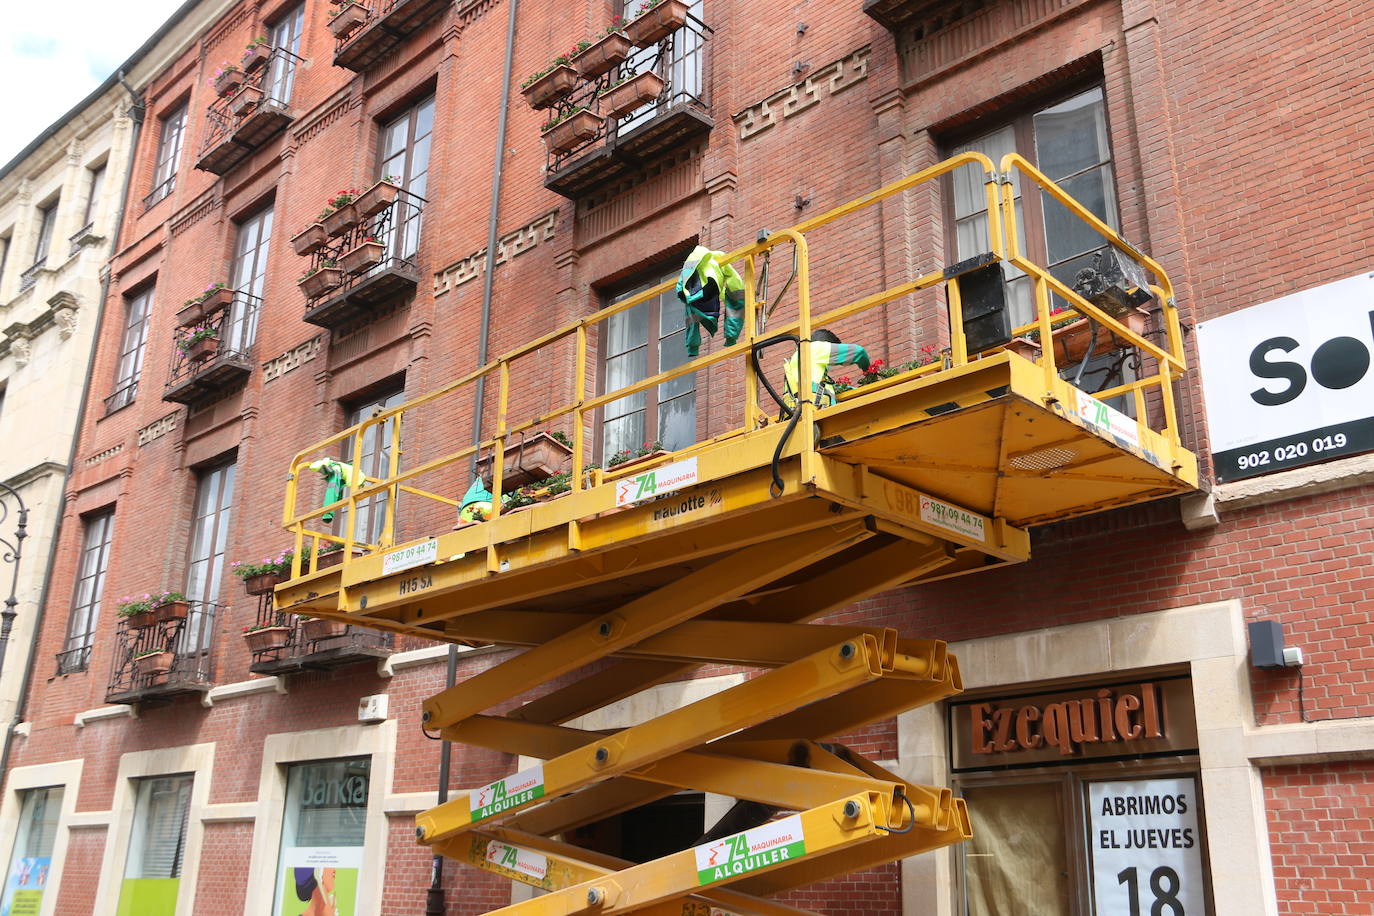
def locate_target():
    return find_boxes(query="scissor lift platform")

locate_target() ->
[275,153,1197,916]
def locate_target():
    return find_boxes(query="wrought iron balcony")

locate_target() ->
[331,0,451,72]
[300,189,424,330]
[543,12,712,199]
[68,222,100,257]
[195,48,302,176]
[18,260,45,294]
[246,594,392,675]
[105,603,217,705]
[163,289,260,405]
[55,645,91,675]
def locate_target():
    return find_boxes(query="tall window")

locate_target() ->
[264,5,305,105]
[149,104,187,206]
[949,86,1117,328]
[344,387,405,545]
[82,164,106,228]
[116,775,192,914]
[0,787,62,914]
[377,96,434,260]
[107,287,153,412]
[182,462,235,655]
[601,271,696,459]
[273,758,370,916]
[58,510,115,674]
[616,0,704,132]
[32,200,58,267]
[227,206,273,353]
[0,234,10,287]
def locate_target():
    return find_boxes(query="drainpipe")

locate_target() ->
[428,1,520,912]
[0,72,144,786]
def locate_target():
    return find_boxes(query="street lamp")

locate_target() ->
[0,481,29,684]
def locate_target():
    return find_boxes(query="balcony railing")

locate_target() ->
[543,12,712,198]
[195,48,302,176]
[55,644,91,676]
[18,260,45,294]
[104,380,139,415]
[68,222,98,257]
[106,604,217,704]
[300,189,425,330]
[246,593,391,675]
[331,0,451,72]
[163,289,260,405]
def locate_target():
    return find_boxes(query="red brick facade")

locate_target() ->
[5,0,1373,913]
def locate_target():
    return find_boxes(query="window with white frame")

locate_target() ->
[116,775,193,915]
[273,758,370,916]
[0,786,62,913]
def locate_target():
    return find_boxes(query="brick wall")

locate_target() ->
[1263,761,1374,916]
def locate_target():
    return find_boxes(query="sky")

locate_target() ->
[1,0,189,167]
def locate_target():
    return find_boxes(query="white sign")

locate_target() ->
[918,495,986,542]
[1088,777,1205,915]
[1077,391,1141,450]
[693,814,806,885]
[382,539,437,575]
[469,764,545,822]
[1197,271,1374,481]
[483,841,549,881]
[615,457,698,506]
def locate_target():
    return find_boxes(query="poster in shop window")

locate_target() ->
[0,856,49,916]
[277,847,361,916]
[1087,777,1206,915]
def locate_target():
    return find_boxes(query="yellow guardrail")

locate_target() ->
[281,152,1185,576]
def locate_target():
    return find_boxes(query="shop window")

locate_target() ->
[0,786,62,913]
[343,385,405,545]
[106,286,154,413]
[566,793,704,864]
[273,757,370,916]
[600,270,697,460]
[116,775,193,915]
[57,509,115,674]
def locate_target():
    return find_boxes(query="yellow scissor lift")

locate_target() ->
[276,153,1197,916]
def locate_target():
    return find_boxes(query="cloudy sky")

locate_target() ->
[2,0,188,166]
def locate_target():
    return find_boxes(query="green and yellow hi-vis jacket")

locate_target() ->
[459,477,494,522]
[782,342,871,410]
[675,246,745,357]
[309,458,365,524]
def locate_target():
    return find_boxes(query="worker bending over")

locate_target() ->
[782,328,871,412]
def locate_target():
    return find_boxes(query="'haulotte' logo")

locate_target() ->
[969,683,1164,757]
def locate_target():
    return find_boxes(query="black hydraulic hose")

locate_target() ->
[750,335,804,498]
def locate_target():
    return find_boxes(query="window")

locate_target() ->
[949,86,1117,329]
[264,5,305,105]
[0,786,62,914]
[57,510,115,674]
[182,462,235,656]
[601,271,696,459]
[615,0,705,132]
[117,775,192,914]
[344,387,405,545]
[148,104,187,206]
[377,95,434,260]
[273,758,369,916]
[0,233,11,287]
[32,200,58,268]
[107,287,153,412]
[81,164,106,228]
[226,206,273,353]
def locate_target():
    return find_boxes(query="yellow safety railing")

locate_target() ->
[281,151,1185,577]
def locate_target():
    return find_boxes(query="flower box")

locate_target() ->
[355,180,400,218]
[521,65,578,110]
[135,651,176,678]
[230,85,263,117]
[124,610,157,630]
[299,267,344,299]
[572,31,634,80]
[340,240,385,275]
[607,449,669,476]
[243,626,291,653]
[322,203,360,237]
[542,110,605,155]
[301,617,348,643]
[184,337,220,363]
[244,572,286,596]
[1004,337,1042,361]
[1051,307,1150,366]
[155,600,191,623]
[291,223,328,256]
[329,2,369,38]
[600,71,665,119]
[178,286,234,327]
[242,43,272,72]
[476,432,573,490]
[625,0,690,47]
[214,68,245,98]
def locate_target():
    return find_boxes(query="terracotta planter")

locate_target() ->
[154,600,191,623]
[1052,308,1150,365]
[521,65,578,110]
[243,626,291,653]
[477,432,574,490]
[329,3,369,38]
[244,572,286,596]
[178,286,233,327]
[573,31,634,80]
[1004,337,1042,361]
[242,44,272,72]
[230,85,263,117]
[322,203,360,237]
[214,68,245,98]
[291,223,328,256]
[340,240,385,275]
[301,617,349,643]
[315,547,365,570]
[299,267,344,299]
[184,336,220,363]
[124,611,157,630]
[135,651,176,677]
[176,301,207,328]
[542,110,605,155]
[607,449,669,475]
[600,71,665,119]
[355,180,400,219]
[625,0,690,47]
